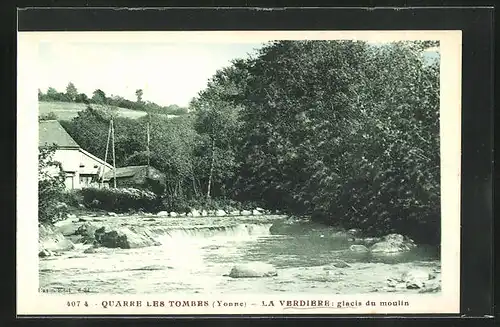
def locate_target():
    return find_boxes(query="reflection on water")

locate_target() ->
[39,215,440,294]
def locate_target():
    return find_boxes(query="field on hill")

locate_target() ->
[39,101,151,120]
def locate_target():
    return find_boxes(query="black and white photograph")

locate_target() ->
[17,30,462,315]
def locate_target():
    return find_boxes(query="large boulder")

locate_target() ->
[227,262,278,278]
[349,244,369,253]
[402,269,436,289]
[252,209,262,216]
[229,210,240,216]
[387,268,438,290]
[39,249,53,257]
[169,212,178,217]
[94,227,160,249]
[156,211,169,217]
[39,224,75,252]
[240,210,252,216]
[75,222,99,244]
[215,209,226,217]
[331,259,351,268]
[371,234,416,253]
[54,219,79,236]
[362,237,382,246]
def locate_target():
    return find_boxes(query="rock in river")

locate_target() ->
[371,234,416,253]
[349,244,369,253]
[75,222,99,244]
[215,209,226,217]
[39,224,75,253]
[402,269,436,289]
[386,268,438,290]
[54,219,79,236]
[331,260,351,268]
[227,262,278,278]
[94,226,161,249]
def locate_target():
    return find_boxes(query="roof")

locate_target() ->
[102,165,166,182]
[39,120,79,148]
[102,165,148,181]
[79,148,113,169]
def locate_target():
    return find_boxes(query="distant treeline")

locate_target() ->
[38,84,189,115]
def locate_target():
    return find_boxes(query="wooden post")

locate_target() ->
[100,121,112,188]
[146,119,150,178]
[207,138,216,199]
[111,119,116,188]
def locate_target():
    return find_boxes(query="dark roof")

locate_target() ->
[103,165,146,180]
[102,165,166,182]
[39,120,79,148]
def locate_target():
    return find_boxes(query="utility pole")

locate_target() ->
[100,121,112,188]
[146,118,150,169]
[111,119,116,188]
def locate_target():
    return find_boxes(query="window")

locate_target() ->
[79,174,94,186]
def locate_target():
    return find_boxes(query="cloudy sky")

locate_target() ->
[38,42,264,107]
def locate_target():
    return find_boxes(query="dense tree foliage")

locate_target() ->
[190,40,440,244]
[228,40,439,244]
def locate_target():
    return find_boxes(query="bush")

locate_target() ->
[80,187,160,213]
[61,189,84,207]
[159,194,261,214]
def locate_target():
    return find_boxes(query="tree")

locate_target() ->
[191,63,247,199]
[135,89,144,104]
[75,93,89,103]
[192,40,440,244]
[46,87,59,101]
[92,89,107,104]
[38,145,67,224]
[65,82,78,102]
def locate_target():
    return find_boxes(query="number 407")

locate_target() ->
[67,301,88,307]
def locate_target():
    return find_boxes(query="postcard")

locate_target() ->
[17,30,461,315]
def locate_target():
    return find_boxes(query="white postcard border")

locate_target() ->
[17,30,461,315]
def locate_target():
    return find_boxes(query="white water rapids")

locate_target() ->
[39,215,440,294]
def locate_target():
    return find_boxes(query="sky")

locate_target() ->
[38,42,265,107]
[38,40,439,108]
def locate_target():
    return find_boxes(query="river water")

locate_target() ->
[39,215,440,294]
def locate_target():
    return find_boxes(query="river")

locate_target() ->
[39,215,441,294]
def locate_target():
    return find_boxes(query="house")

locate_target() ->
[39,120,113,189]
[102,165,166,193]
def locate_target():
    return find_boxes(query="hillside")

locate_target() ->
[39,101,178,120]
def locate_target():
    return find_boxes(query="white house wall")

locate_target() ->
[52,148,80,189]
[43,148,111,190]
[79,150,110,175]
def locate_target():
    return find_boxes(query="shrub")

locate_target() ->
[80,187,160,213]
[61,189,84,207]
[159,194,262,214]
[38,145,68,224]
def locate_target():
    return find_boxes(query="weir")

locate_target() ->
[148,223,273,240]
